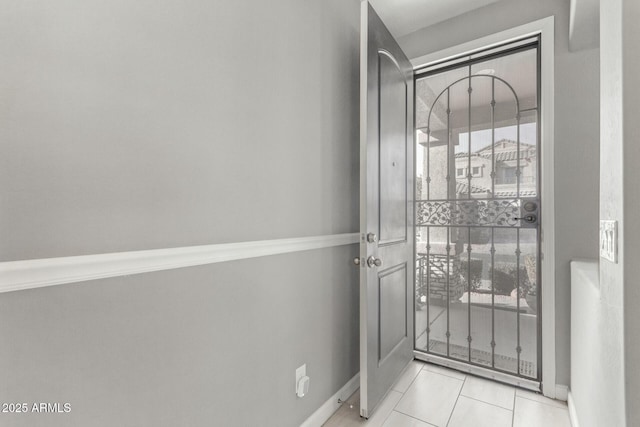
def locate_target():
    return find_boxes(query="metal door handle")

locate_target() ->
[367,256,382,268]
[353,257,361,266]
[514,214,537,223]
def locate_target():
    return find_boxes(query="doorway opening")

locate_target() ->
[413,38,542,386]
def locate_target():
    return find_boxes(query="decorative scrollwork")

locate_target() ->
[417,199,521,227]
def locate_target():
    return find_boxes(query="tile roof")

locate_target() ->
[454,152,483,159]
[485,151,535,161]
[494,189,537,197]
[456,181,489,194]
[476,139,535,153]
[453,140,536,161]
[455,181,537,197]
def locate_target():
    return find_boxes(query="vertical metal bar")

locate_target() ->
[490,77,497,369]
[445,87,451,358]
[490,228,496,368]
[426,127,431,200]
[467,66,472,199]
[413,76,418,356]
[491,78,496,195]
[515,67,522,374]
[466,66,473,362]
[467,227,472,362]
[420,256,425,346]
[446,228,451,357]
[516,112,521,197]
[413,79,418,358]
[426,229,431,348]
[516,228,522,375]
[447,88,451,199]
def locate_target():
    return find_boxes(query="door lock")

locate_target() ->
[516,198,539,227]
[366,233,378,243]
[367,256,382,268]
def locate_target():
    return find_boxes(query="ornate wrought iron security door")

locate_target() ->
[414,41,541,382]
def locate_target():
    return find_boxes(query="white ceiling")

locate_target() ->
[369,0,503,38]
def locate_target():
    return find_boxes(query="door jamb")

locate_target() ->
[410,16,557,399]
[359,0,370,414]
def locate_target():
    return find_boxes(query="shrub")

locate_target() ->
[489,266,531,296]
[460,259,483,291]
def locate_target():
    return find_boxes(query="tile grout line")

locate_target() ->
[422,364,467,381]
[394,362,462,427]
[388,362,428,425]
[376,389,403,426]
[457,393,516,412]
[445,372,467,427]
[512,385,517,427]
[380,401,395,427]
[515,393,568,408]
[391,410,438,427]
[393,361,426,396]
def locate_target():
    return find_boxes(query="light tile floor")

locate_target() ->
[323,361,571,427]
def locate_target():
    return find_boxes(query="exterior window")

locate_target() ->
[499,167,517,184]
[472,166,481,176]
[456,168,465,177]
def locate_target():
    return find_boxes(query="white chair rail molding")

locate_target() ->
[0,233,360,293]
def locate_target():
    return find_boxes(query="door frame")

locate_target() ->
[411,16,557,399]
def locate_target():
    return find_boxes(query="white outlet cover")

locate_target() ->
[600,220,618,263]
[295,364,306,394]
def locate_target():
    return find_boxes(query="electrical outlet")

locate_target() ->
[600,220,618,263]
[295,364,306,394]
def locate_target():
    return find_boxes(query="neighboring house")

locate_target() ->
[417,138,538,256]
[454,139,537,198]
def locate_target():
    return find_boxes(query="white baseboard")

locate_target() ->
[555,384,569,401]
[300,373,360,427]
[568,391,580,427]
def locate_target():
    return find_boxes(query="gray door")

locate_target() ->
[359,2,414,418]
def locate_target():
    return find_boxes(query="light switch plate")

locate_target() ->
[600,220,618,263]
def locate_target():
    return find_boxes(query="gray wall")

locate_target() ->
[0,249,359,427]
[580,0,627,425]
[0,0,361,426]
[569,260,621,427]
[587,0,640,425]
[0,0,360,261]
[398,0,600,388]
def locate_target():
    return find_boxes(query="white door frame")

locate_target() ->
[411,16,557,399]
